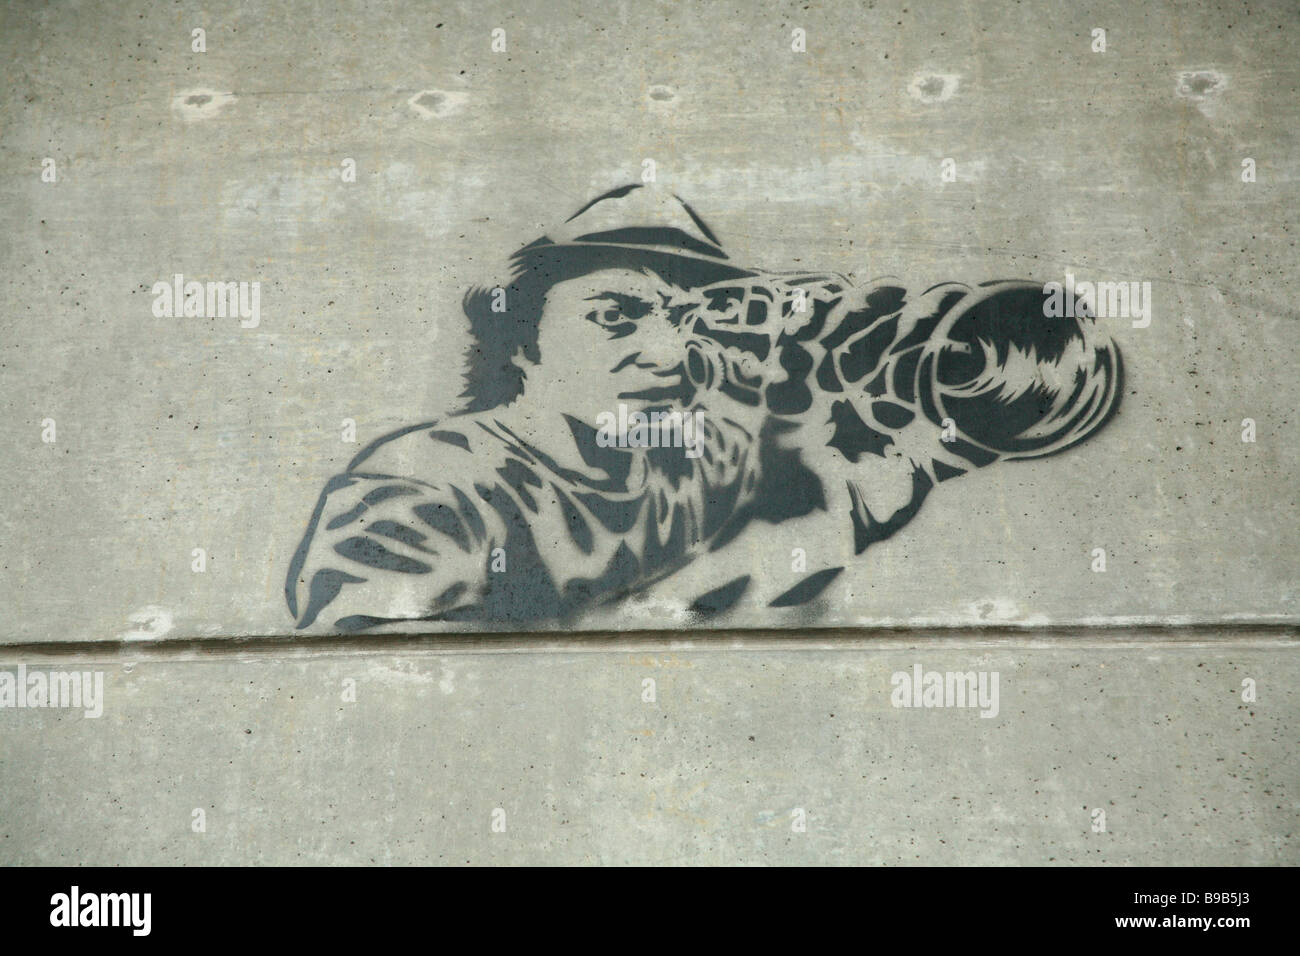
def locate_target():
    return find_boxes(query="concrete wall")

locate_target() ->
[1,0,1295,864]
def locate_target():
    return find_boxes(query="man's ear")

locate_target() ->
[491,345,534,407]
[512,341,540,368]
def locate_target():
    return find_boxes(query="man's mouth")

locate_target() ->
[609,352,653,374]
[608,353,694,404]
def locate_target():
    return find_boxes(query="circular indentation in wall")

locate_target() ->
[1176,70,1226,99]
[908,73,959,104]
[171,88,236,121]
[408,89,468,118]
[647,84,677,104]
[120,605,175,641]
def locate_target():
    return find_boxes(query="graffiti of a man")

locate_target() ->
[286,184,1121,630]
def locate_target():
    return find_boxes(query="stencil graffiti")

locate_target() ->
[286,184,1122,631]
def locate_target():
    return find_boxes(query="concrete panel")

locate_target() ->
[1,0,1295,641]
[0,0,1295,868]
[1,634,1294,865]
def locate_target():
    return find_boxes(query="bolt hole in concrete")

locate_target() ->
[407,89,468,119]
[1176,70,1226,98]
[171,88,236,121]
[908,73,959,103]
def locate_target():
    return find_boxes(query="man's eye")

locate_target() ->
[585,294,652,325]
[588,306,625,326]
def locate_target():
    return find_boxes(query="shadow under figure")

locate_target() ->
[286,184,1122,631]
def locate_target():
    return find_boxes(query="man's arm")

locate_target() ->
[285,426,495,630]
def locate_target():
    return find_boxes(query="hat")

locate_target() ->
[510,184,754,285]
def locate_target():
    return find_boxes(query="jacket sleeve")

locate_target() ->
[285,468,493,631]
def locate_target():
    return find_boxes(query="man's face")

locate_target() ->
[532,268,699,418]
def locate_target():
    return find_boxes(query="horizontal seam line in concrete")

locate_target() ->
[1,622,1296,661]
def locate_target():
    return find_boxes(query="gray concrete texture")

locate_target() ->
[1,634,1295,865]
[0,0,1296,864]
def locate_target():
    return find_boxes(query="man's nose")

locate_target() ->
[663,299,701,330]
[627,308,694,369]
